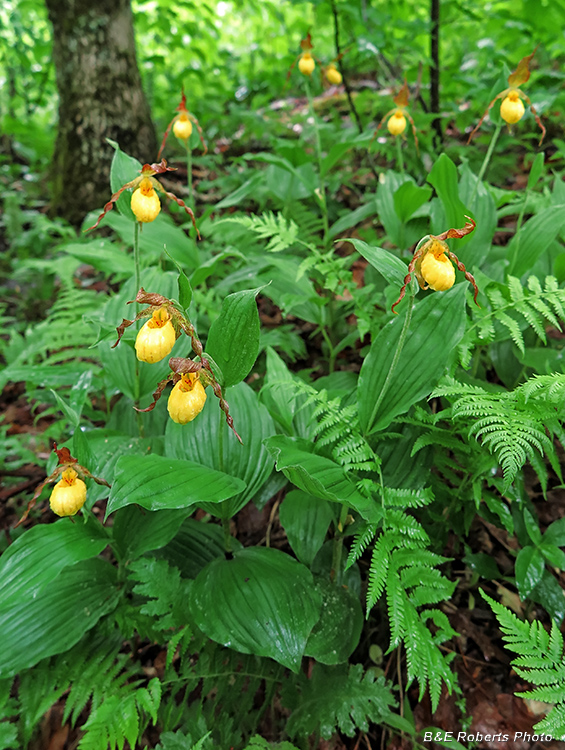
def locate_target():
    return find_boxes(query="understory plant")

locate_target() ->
[1,13,565,750]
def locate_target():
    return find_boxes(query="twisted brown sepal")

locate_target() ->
[431,216,476,242]
[446,250,480,307]
[169,357,203,375]
[205,365,243,445]
[16,443,110,527]
[85,180,137,232]
[162,190,201,239]
[134,374,175,413]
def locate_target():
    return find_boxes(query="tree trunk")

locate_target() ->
[45,0,157,225]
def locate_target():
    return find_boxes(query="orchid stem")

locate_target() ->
[472,122,502,202]
[186,141,194,211]
[305,78,330,250]
[133,221,144,437]
[396,135,404,174]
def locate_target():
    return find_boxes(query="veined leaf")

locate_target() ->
[190,547,322,672]
[106,454,246,515]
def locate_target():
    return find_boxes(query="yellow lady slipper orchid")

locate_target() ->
[130,177,161,223]
[49,467,87,517]
[326,63,342,85]
[387,110,407,136]
[420,242,456,291]
[135,307,176,363]
[298,53,315,77]
[392,217,479,313]
[86,160,199,236]
[500,90,526,124]
[158,90,207,159]
[468,49,545,144]
[173,113,194,141]
[167,373,207,424]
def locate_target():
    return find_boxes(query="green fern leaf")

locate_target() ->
[284,663,395,740]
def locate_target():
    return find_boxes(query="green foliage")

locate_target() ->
[217,212,300,253]
[433,375,564,489]
[284,663,395,740]
[483,592,565,738]
[460,275,565,366]
[4,0,565,745]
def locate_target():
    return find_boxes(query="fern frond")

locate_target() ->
[345,523,378,570]
[460,274,565,364]
[483,592,565,738]
[284,663,395,740]
[432,378,562,488]
[290,380,380,474]
[217,211,300,253]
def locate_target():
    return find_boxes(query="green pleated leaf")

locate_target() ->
[106,454,246,515]
[349,239,408,288]
[107,138,141,223]
[0,518,110,608]
[0,558,119,676]
[427,154,471,243]
[74,431,154,505]
[527,151,545,191]
[358,284,467,435]
[63,239,135,276]
[112,505,191,562]
[206,287,262,387]
[375,171,413,247]
[507,205,565,278]
[155,518,228,579]
[279,490,333,566]
[305,579,364,664]
[190,547,322,671]
[393,181,432,224]
[265,436,381,523]
[165,382,276,518]
[458,162,497,267]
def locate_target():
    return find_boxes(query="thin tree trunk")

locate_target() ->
[45,0,157,224]
[430,0,442,146]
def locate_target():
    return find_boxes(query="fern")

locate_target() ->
[459,275,565,366]
[347,488,456,711]
[217,211,300,253]
[483,592,565,738]
[283,663,395,740]
[0,680,19,750]
[282,202,324,245]
[433,377,563,489]
[521,373,565,404]
[169,641,285,749]
[156,731,213,750]
[0,285,104,390]
[128,557,193,634]
[15,625,161,750]
[78,679,160,750]
[292,381,380,473]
